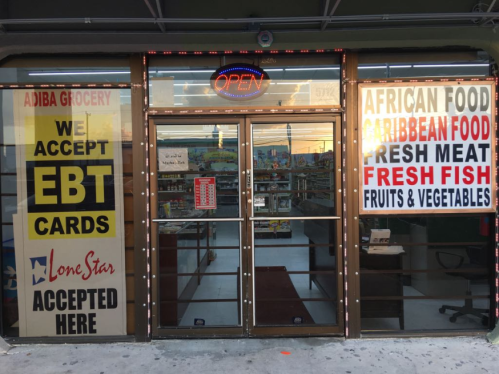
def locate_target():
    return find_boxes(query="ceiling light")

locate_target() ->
[285,67,340,71]
[413,64,489,68]
[158,70,214,73]
[28,71,130,76]
[174,94,217,97]
[264,92,309,95]
[358,66,386,70]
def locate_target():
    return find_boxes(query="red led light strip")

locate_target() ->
[147,49,343,55]
[496,76,499,322]
[148,107,341,115]
[357,77,495,84]
[0,83,130,89]
[342,51,349,338]
[143,54,152,337]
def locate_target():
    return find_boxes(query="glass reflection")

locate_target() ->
[158,221,241,327]
[359,215,492,331]
[254,219,337,326]
[252,122,335,217]
[156,124,239,218]
[148,58,341,108]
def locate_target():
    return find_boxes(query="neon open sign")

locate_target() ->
[210,63,270,101]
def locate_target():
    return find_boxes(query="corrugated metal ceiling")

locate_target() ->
[0,0,497,34]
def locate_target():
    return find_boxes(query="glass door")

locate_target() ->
[150,115,343,338]
[150,117,248,337]
[246,116,344,336]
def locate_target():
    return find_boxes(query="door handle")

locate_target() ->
[246,169,252,189]
[249,216,340,221]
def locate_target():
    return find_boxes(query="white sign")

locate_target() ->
[158,148,188,171]
[150,77,174,107]
[310,81,340,105]
[254,196,265,207]
[13,89,126,337]
[359,81,495,214]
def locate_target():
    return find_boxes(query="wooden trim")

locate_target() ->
[249,326,343,336]
[361,330,488,338]
[344,51,362,338]
[160,299,238,304]
[357,77,494,83]
[149,105,342,116]
[0,83,131,89]
[363,241,487,247]
[154,327,243,338]
[149,116,159,337]
[361,268,488,274]
[255,243,334,248]
[243,116,253,335]
[130,53,150,342]
[5,335,136,345]
[160,272,238,277]
[361,295,489,301]
[334,112,346,335]
[159,246,240,250]
[256,298,337,302]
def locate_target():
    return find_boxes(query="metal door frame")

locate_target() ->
[149,116,248,338]
[149,114,344,338]
[245,115,344,337]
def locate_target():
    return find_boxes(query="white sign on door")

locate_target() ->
[158,148,188,171]
[254,196,265,207]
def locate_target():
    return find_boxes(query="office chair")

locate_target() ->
[436,246,490,326]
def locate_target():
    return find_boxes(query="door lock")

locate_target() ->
[247,170,252,189]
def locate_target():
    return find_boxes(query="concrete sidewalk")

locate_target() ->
[1,336,498,374]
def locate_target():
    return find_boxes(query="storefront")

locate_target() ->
[0,7,498,343]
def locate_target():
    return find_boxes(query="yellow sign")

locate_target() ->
[25,115,115,161]
[28,211,116,239]
[23,114,117,239]
[13,89,127,337]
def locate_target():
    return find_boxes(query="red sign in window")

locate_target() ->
[210,63,270,101]
[194,177,217,209]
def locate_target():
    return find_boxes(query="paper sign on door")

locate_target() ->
[254,196,265,207]
[194,177,217,209]
[158,148,188,171]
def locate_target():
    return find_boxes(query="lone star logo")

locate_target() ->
[30,256,47,285]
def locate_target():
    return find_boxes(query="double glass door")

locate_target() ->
[150,115,343,337]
